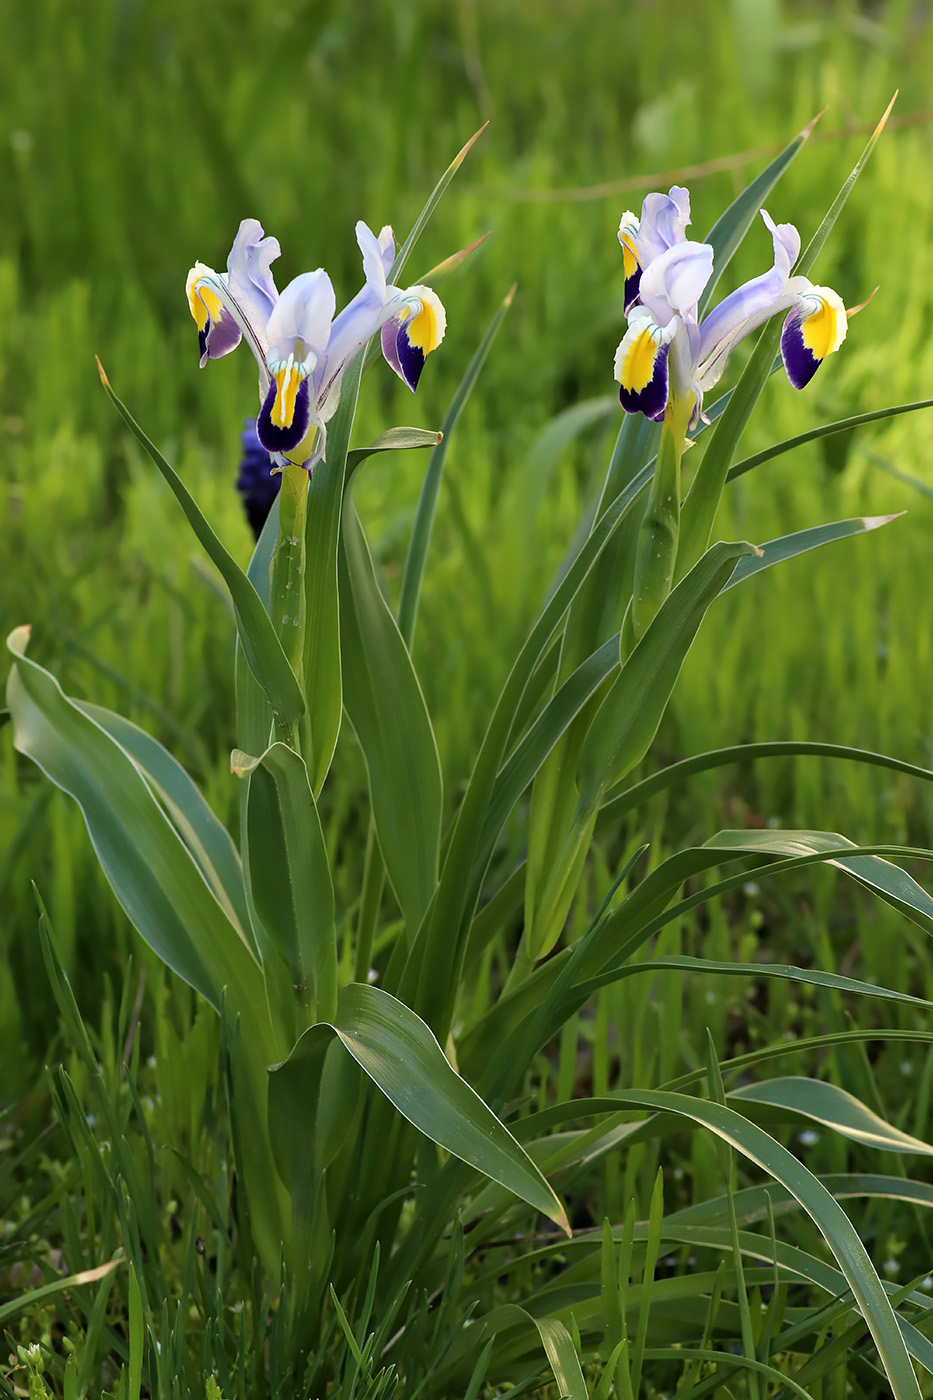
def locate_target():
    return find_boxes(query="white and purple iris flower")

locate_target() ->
[186,218,446,470]
[614,186,847,424]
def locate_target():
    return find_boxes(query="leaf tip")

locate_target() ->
[95,355,110,387]
[504,282,517,308]
[452,121,489,170]
[873,91,898,139]
[7,622,31,655]
[861,511,904,530]
[800,106,827,142]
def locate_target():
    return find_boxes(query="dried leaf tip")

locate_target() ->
[451,120,490,171]
[95,356,110,387]
[504,283,517,308]
[873,91,898,140]
[799,107,827,143]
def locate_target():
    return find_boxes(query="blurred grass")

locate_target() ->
[3,0,933,1093]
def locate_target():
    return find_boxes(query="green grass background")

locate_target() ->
[3,0,933,1209]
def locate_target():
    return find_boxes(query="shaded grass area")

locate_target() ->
[4,0,933,1393]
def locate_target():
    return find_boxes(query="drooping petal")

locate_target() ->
[638,240,714,329]
[614,310,675,422]
[257,371,313,455]
[186,262,242,366]
[381,285,447,392]
[635,186,691,264]
[618,211,642,312]
[695,210,800,385]
[780,285,848,389]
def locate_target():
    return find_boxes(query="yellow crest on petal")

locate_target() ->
[800,286,848,361]
[186,264,222,331]
[616,326,659,393]
[405,287,447,354]
[271,362,305,428]
[618,213,641,281]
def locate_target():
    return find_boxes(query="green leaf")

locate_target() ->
[340,504,442,932]
[727,398,933,483]
[601,739,933,826]
[272,982,570,1234]
[398,286,514,647]
[6,628,265,1035]
[604,1087,922,1400]
[723,513,901,590]
[704,828,933,935]
[96,363,304,739]
[577,541,754,809]
[387,124,487,285]
[233,741,337,1022]
[345,426,442,490]
[533,1317,589,1400]
[76,700,251,948]
[730,1077,933,1155]
[301,352,363,793]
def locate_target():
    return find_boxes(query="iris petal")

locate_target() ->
[614,315,673,422]
[781,286,847,389]
[381,286,447,392]
[258,375,312,454]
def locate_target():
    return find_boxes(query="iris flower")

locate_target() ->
[614,186,847,423]
[186,218,446,470]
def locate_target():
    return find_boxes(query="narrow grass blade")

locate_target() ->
[601,740,933,826]
[727,398,933,482]
[96,361,304,740]
[729,1078,933,1156]
[77,700,251,946]
[677,95,897,579]
[398,284,515,647]
[608,1088,922,1400]
[6,628,263,1025]
[699,111,819,313]
[340,504,442,932]
[0,1258,124,1325]
[388,124,488,285]
[723,513,901,590]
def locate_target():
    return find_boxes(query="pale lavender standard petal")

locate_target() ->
[265,268,336,368]
[696,210,801,378]
[317,221,391,413]
[636,186,691,264]
[225,218,281,345]
[638,240,714,328]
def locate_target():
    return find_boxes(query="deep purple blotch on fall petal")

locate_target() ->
[619,342,670,423]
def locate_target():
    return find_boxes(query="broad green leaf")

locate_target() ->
[603,1087,922,1400]
[233,741,337,1022]
[699,111,818,312]
[723,513,901,590]
[601,739,933,826]
[704,828,933,935]
[6,628,265,1036]
[729,1077,933,1155]
[577,541,754,809]
[76,700,251,948]
[534,1316,589,1400]
[340,503,442,932]
[271,983,570,1234]
[398,286,514,647]
[677,95,896,579]
[96,363,304,740]
[302,352,363,794]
